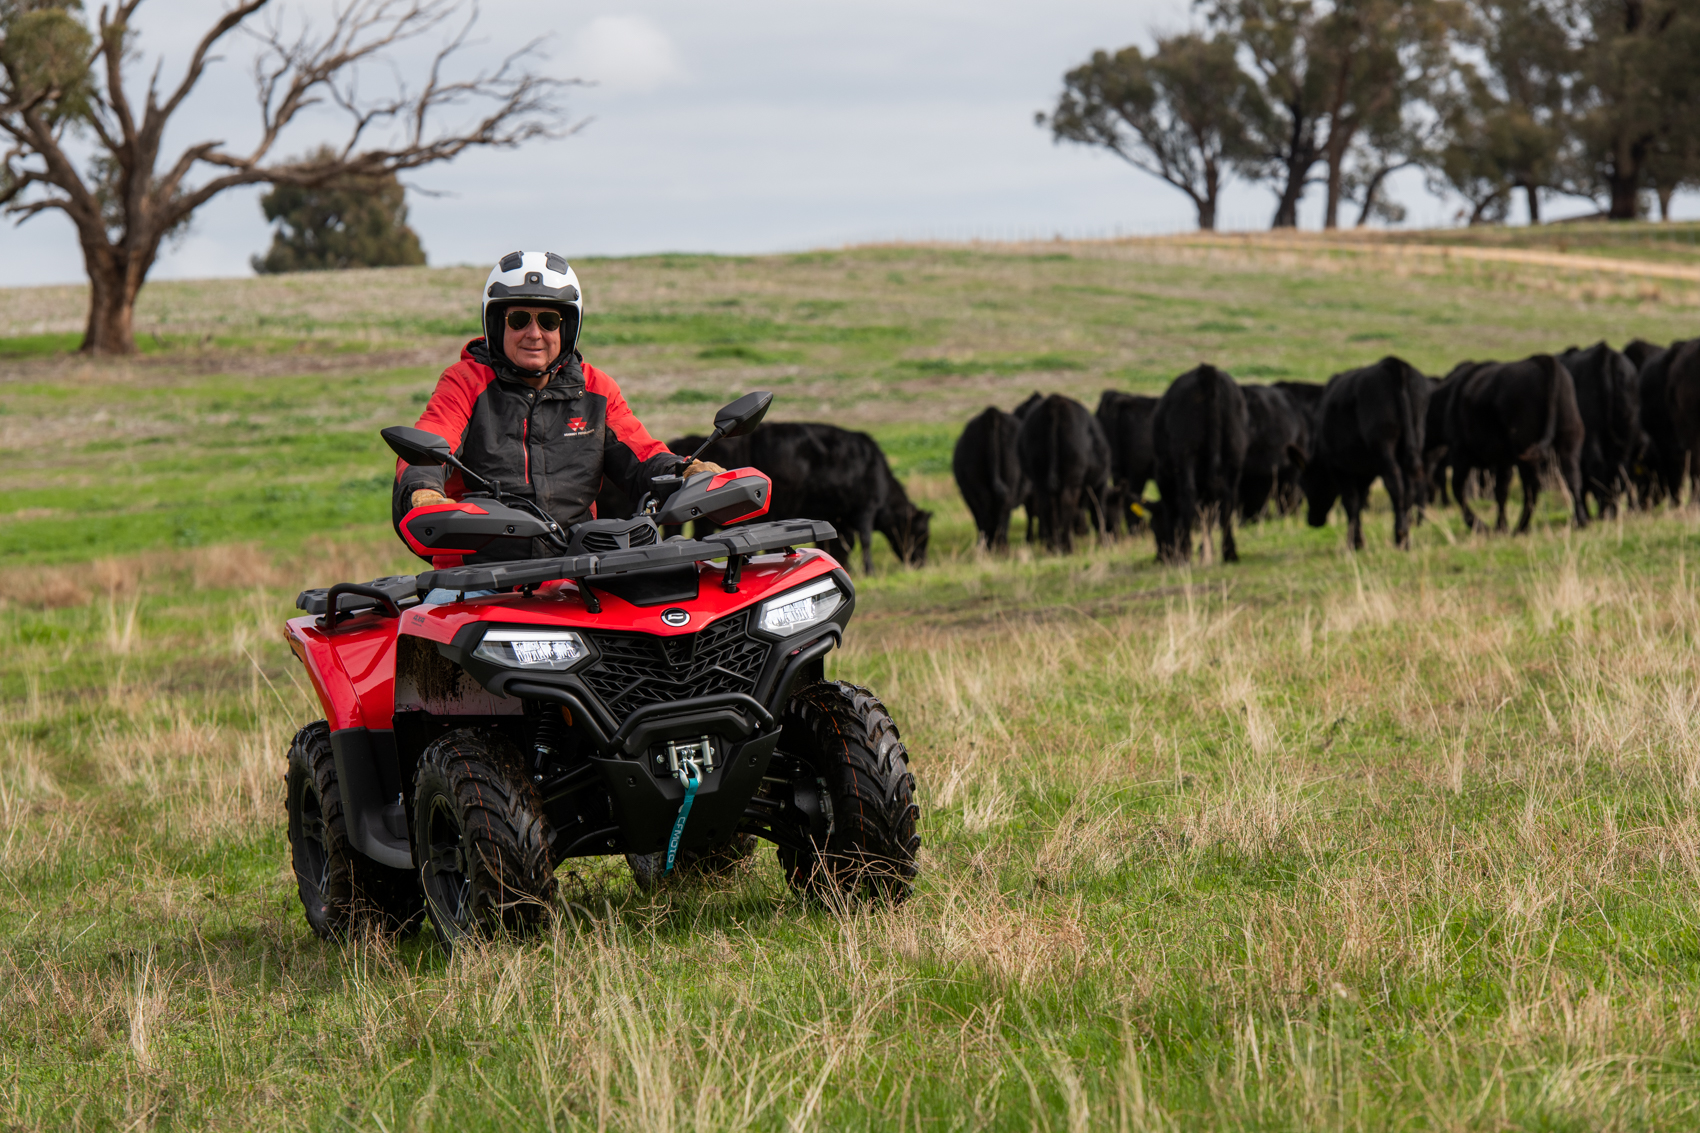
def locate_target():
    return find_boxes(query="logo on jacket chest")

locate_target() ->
[564,415,592,437]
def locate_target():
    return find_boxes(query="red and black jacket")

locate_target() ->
[393,339,685,563]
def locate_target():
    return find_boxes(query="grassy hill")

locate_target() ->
[4,240,1700,1129]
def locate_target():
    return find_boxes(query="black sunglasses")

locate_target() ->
[505,309,565,332]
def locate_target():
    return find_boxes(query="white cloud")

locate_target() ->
[567,15,685,93]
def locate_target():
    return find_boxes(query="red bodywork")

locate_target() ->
[704,467,772,525]
[285,549,839,732]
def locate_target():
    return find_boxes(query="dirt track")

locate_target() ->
[1168,232,1700,283]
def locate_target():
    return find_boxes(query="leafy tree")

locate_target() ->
[252,153,425,273]
[1341,108,1436,225]
[1427,0,1572,222]
[1204,0,1330,228]
[1307,0,1457,228]
[1562,0,1700,219]
[0,0,572,354]
[1041,33,1267,230]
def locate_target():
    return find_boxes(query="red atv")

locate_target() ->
[283,393,920,944]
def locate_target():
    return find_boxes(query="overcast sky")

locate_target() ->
[0,0,1688,287]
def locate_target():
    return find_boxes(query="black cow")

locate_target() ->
[1013,392,1046,542]
[1665,340,1700,505]
[1094,390,1158,533]
[1627,341,1683,505]
[1300,355,1429,550]
[1239,384,1310,521]
[1625,340,1664,369]
[662,426,926,571]
[1556,342,1641,517]
[1272,381,1325,513]
[1422,373,1456,506]
[1621,339,1667,506]
[1151,363,1249,564]
[953,406,1025,550]
[1017,394,1111,553]
[1444,355,1588,533]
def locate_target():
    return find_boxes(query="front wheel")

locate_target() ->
[285,722,422,938]
[773,681,920,903]
[413,729,557,946]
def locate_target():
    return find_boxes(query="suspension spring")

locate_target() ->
[530,705,571,774]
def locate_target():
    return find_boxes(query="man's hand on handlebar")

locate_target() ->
[411,488,452,508]
[683,460,726,478]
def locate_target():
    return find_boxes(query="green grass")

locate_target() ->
[6,240,1700,1129]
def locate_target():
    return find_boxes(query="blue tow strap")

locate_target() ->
[664,758,702,874]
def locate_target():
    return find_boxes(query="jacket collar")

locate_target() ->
[465,338,585,395]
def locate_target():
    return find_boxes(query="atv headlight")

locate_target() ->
[473,628,589,670]
[754,577,844,639]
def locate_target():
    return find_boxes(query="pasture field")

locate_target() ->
[5,238,1700,1130]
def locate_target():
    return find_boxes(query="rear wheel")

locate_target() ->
[413,729,556,945]
[773,681,920,903]
[285,721,422,939]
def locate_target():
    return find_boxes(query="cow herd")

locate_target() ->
[594,335,1696,574]
[953,336,1700,564]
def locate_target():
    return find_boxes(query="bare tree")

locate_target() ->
[1041,34,1267,230]
[0,0,576,354]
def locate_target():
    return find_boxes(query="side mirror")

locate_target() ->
[382,426,455,467]
[713,391,773,438]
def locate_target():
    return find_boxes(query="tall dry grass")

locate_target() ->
[8,514,1700,1126]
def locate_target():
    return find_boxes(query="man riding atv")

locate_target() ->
[396,251,724,579]
[283,251,919,946]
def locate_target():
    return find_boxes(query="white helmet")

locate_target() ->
[481,251,584,368]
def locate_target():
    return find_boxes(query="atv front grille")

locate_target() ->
[581,611,771,719]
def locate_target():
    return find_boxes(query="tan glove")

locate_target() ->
[411,488,451,508]
[683,460,726,478]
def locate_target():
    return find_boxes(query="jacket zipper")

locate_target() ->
[523,416,532,483]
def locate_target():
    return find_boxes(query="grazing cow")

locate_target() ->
[1012,392,1046,541]
[1444,355,1588,533]
[1665,340,1700,504]
[1278,379,1326,418]
[1151,364,1249,564]
[953,407,1025,550]
[1627,341,1684,504]
[1618,340,1665,507]
[1556,342,1641,517]
[1272,381,1326,513]
[1624,339,1665,369]
[1300,355,1429,550]
[1239,384,1311,521]
[663,425,927,571]
[1017,394,1111,553]
[1422,373,1456,506]
[1094,390,1158,533]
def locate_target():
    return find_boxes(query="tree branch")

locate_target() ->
[151,0,272,126]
